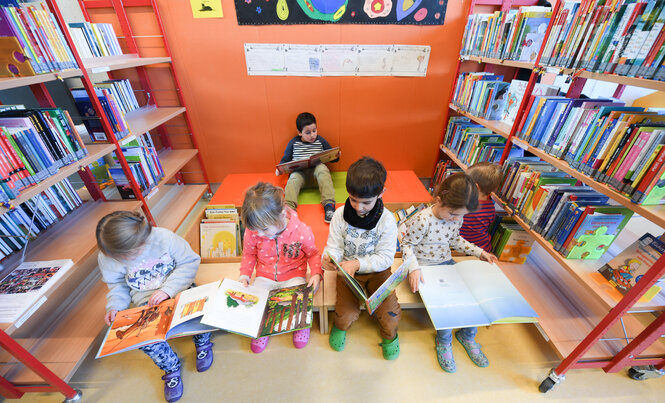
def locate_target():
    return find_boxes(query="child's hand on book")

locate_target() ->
[322,254,336,271]
[147,290,170,307]
[479,251,499,264]
[409,269,424,293]
[339,260,360,277]
[104,309,117,326]
[239,277,250,287]
[307,274,322,293]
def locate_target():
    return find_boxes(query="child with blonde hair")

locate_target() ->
[402,173,497,373]
[96,211,213,403]
[239,182,322,353]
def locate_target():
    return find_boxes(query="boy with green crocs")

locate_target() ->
[321,156,401,360]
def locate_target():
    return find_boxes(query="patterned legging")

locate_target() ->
[139,332,211,373]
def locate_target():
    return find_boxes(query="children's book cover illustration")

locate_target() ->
[276,147,340,175]
[201,278,313,338]
[327,252,408,314]
[96,282,219,358]
[0,259,74,323]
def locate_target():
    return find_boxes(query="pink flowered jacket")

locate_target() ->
[239,208,322,282]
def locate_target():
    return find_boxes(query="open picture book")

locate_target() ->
[418,261,538,329]
[201,278,313,338]
[327,252,408,314]
[276,147,340,175]
[96,281,219,358]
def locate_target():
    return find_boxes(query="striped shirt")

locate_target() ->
[460,199,496,252]
[279,135,337,164]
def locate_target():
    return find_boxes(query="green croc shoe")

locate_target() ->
[455,330,489,368]
[329,326,346,352]
[435,338,456,373]
[380,334,400,360]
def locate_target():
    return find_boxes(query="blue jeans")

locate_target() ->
[432,259,478,346]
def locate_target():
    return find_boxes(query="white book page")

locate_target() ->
[201,278,269,337]
[169,281,220,330]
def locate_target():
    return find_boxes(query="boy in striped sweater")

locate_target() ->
[460,162,503,252]
[279,112,338,223]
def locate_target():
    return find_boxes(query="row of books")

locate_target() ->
[516,96,665,205]
[72,79,140,142]
[200,204,241,258]
[429,161,463,193]
[442,116,523,166]
[107,132,164,199]
[488,215,535,265]
[451,73,561,126]
[461,5,552,63]
[499,156,634,259]
[0,107,88,202]
[68,22,123,59]
[0,1,78,75]
[0,177,82,260]
[541,0,665,80]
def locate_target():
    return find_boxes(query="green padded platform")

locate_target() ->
[297,171,348,205]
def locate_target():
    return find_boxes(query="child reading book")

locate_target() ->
[460,162,503,252]
[238,182,322,353]
[403,173,498,373]
[278,112,339,223]
[321,156,401,360]
[96,211,213,403]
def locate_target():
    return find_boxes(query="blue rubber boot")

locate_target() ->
[161,369,183,402]
[195,341,214,372]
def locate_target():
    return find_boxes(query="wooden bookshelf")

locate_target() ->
[125,106,186,135]
[462,55,536,70]
[440,144,469,170]
[554,67,665,92]
[0,144,116,214]
[508,137,665,228]
[449,103,513,137]
[0,69,82,91]
[82,54,171,73]
[150,184,208,232]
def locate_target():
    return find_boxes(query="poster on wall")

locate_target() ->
[245,43,430,76]
[191,0,224,18]
[234,0,447,25]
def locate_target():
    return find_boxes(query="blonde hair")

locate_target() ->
[433,173,479,212]
[96,211,152,259]
[467,162,503,195]
[241,182,285,231]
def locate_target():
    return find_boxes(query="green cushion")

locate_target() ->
[297,171,348,205]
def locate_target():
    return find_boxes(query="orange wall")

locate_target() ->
[144,0,467,181]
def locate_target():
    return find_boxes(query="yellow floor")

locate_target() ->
[17,309,665,402]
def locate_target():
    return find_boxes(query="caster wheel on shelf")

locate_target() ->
[628,367,644,380]
[539,377,556,393]
[63,389,82,403]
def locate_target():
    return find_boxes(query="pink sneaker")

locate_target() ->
[292,328,310,349]
[250,336,269,353]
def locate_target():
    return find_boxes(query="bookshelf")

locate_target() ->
[0,0,211,398]
[443,0,665,393]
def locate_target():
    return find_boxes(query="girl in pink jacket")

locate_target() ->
[239,182,322,353]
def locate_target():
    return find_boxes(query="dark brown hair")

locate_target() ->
[96,211,152,259]
[433,173,479,212]
[346,156,387,198]
[467,162,503,195]
[241,182,285,231]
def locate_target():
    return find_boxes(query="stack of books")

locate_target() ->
[541,0,665,80]
[461,5,552,63]
[0,107,88,202]
[108,133,164,200]
[0,1,78,75]
[500,156,633,259]
[200,204,241,258]
[0,178,82,260]
[71,79,140,142]
[443,116,523,166]
[516,96,665,204]
[489,216,535,264]
[68,22,123,58]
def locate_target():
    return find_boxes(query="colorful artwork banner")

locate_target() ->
[234,0,447,25]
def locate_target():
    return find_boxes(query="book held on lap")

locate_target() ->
[201,279,313,338]
[326,252,408,314]
[418,261,537,330]
[96,281,219,358]
[276,147,340,175]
